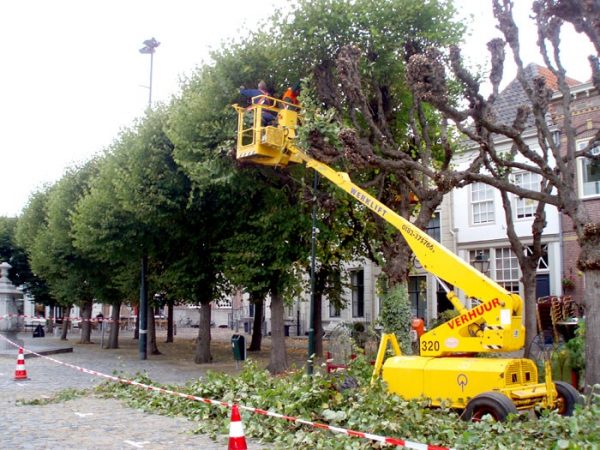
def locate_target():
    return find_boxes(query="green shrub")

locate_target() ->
[430,309,459,329]
[378,283,412,353]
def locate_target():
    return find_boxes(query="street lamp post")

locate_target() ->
[138,37,159,360]
[139,37,160,108]
[307,172,319,375]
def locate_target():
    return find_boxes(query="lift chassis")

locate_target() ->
[233,97,581,420]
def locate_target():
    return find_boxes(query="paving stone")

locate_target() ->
[0,332,271,449]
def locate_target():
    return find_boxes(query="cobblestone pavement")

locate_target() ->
[0,329,280,449]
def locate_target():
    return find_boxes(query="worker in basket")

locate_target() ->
[281,82,301,110]
[239,80,277,126]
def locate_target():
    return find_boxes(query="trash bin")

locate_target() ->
[231,334,246,361]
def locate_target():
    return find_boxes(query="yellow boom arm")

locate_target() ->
[233,102,525,357]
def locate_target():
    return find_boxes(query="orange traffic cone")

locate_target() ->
[228,404,247,450]
[14,347,29,380]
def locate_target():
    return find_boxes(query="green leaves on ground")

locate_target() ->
[16,388,87,406]
[97,359,600,449]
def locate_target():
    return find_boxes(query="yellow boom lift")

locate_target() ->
[233,96,582,420]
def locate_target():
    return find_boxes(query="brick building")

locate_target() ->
[551,79,600,305]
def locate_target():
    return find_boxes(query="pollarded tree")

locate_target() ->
[274,0,467,333]
[220,176,275,354]
[167,35,315,373]
[406,0,600,387]
[72,152,140,349]
[26,160,106,343]
[155,179,240,364]
[74,108,193,354]
[169,0,465,367]
[303,172,372,357]
[14,190,57,331]
[111,108,190,355]
[218,171,311,371]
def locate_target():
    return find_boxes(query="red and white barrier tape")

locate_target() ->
[0,313,132,324]
[0,334,453,450]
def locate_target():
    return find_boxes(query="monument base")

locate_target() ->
[0,331,24,351]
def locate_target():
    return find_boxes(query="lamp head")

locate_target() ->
[139,37,160,54]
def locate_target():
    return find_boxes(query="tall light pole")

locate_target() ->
[307,172,319,375]
[139,37,160,108]
[137,37,159,360]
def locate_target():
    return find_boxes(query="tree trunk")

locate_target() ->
[165,300,174,343]
[381,235,412,291]
[106,301,121,349]
[248,296,264,352]
[521,269,538,359]
[583,269,600,389]
[194,302,212,364]
[314,291,324,357]
[148,306,160,355]
[574,223,600,390]
[60,305,71,340]
[497,187,546,359]
[79,299,93,344]
[46,306,54,333]
[268,288,288,374]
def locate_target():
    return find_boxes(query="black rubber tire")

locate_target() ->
[554,381,583,416]
[462,392,518,422]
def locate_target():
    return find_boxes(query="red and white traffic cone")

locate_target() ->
[14,347,29,381]
[228,404,247,450]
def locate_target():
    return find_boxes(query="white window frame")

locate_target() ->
[470,182,495,225]
[329,301,341,318]
[577,139,600,199]
[495,247,520,293]
[511,172,540,219]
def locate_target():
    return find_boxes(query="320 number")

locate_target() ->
[420,340,440,352]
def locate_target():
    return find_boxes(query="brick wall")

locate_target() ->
[552,82,600,306]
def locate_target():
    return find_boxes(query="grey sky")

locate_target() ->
[0,1,593,217]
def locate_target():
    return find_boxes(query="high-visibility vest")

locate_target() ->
[282,87,299,105]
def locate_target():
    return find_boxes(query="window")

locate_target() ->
[525,244,549,271]
[511,172,540,218]
[581,158,600,196]
[471,182,495,224]
[426,214,441,242]
[329,301,341,318]
[351,269,364,318]
[495,248,520,293]
[216,298,232,309]
[578,140,600,197]
[409,276,427,318]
